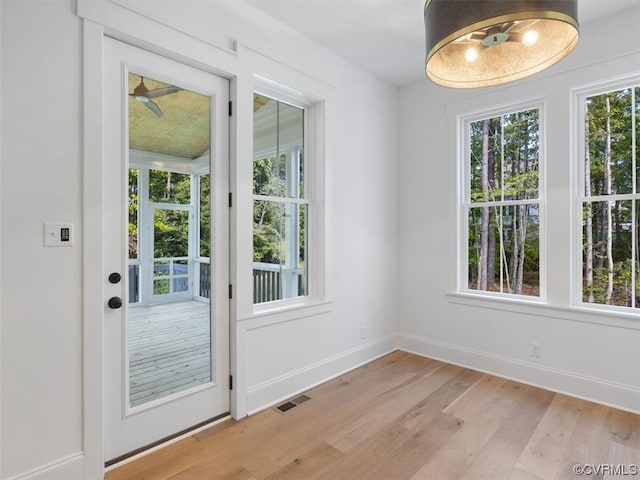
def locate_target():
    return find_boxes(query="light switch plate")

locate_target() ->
[44,223,74,247]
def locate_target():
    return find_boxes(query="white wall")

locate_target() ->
[1,0,397,478]
[0,0,3,476]
[1,1,84,479]
[397,6,640,413]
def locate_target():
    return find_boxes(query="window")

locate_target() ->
[461,105,543,298]
[253,92,308,304]
[579,83,639,309]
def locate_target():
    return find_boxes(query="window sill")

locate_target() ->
[446,292,640,331]
[238,298,332,325]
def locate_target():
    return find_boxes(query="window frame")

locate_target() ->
[458,100,547,302]
[251,76,327,314]
[573,73,640,313]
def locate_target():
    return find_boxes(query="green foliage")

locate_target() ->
[128,169,139,259]
[199,174,210,258]
[254,155,287,197]
[252,155,306,266]
[149,169,191,258]
[153,209,189,258]
[253,199,285,263]
[253,156,286,263]
[128,168,210,261]
[585,260,633,306]
[149,170,191,204]
[585,89,636,195]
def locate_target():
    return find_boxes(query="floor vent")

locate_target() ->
[275,394,311,413]
[291,394,310,405]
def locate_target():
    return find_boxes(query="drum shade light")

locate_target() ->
[424,0,579,88]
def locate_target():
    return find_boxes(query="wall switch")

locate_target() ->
[530,342,542,358]
[44,223,74,247]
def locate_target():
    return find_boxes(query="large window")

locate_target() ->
[253,93,308,304]
[462,105,543,298]
[579,84,639,309]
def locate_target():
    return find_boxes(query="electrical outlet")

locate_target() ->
[530,342,542,358]
[361,327,366,340]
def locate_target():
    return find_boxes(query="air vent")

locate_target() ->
[276,401,297,413]
[275,394,311,414]
[291,395,310,405]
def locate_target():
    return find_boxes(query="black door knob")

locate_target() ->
[108,272,122,284]
[108,297,123,309]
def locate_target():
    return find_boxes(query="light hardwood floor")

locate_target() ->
[107,351,640,480]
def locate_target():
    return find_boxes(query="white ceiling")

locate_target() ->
[243,0,638,87]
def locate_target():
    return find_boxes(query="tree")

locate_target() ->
[583,87,636,306]
[148,169,191,258]
[584,103,594,302]
[253,156,287,264]
[478,119,490,291]
[468,108,540,296]
[604,96,614,303]
[199,174,210,258]
[128,168,139,259]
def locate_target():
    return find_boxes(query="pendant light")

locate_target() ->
[424,0,579,88]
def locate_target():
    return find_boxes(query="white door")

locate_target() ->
[103,37,230,462]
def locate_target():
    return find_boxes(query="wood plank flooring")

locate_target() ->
[107,351,640,479]
[129,301,211,407]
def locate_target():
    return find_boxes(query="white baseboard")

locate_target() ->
[246,334,397,414]
[5,453,84,480]
[397,333,640,415]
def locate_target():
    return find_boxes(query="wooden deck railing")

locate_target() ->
[128,260,304,304]
[253,267,281,304]
[128,263,140,303]
[197,260,210,299]
[253,263,306,304]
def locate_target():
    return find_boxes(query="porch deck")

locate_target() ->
[128,300,211,407]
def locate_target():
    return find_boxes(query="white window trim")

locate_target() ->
[251,75,328,316]
[572,72,640,312]
[446,292,640,331]
[458,99,547,303]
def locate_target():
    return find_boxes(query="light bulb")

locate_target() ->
[522,30,539,46]
[465,47,479,62]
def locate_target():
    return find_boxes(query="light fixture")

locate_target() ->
[465,47,479,62]
[424,0,579,88]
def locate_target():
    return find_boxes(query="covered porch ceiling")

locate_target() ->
[128,75,272,161]
[128,73,210,160]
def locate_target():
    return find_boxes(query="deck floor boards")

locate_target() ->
[128,300,211,407]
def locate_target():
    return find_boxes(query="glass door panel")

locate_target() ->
[126,72,212,408]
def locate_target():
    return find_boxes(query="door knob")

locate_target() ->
[108,272,122,284]
[108,297,123,309]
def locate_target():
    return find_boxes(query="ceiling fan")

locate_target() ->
[130,77,182,117]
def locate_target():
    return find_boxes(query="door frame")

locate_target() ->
[82,22,238,478]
